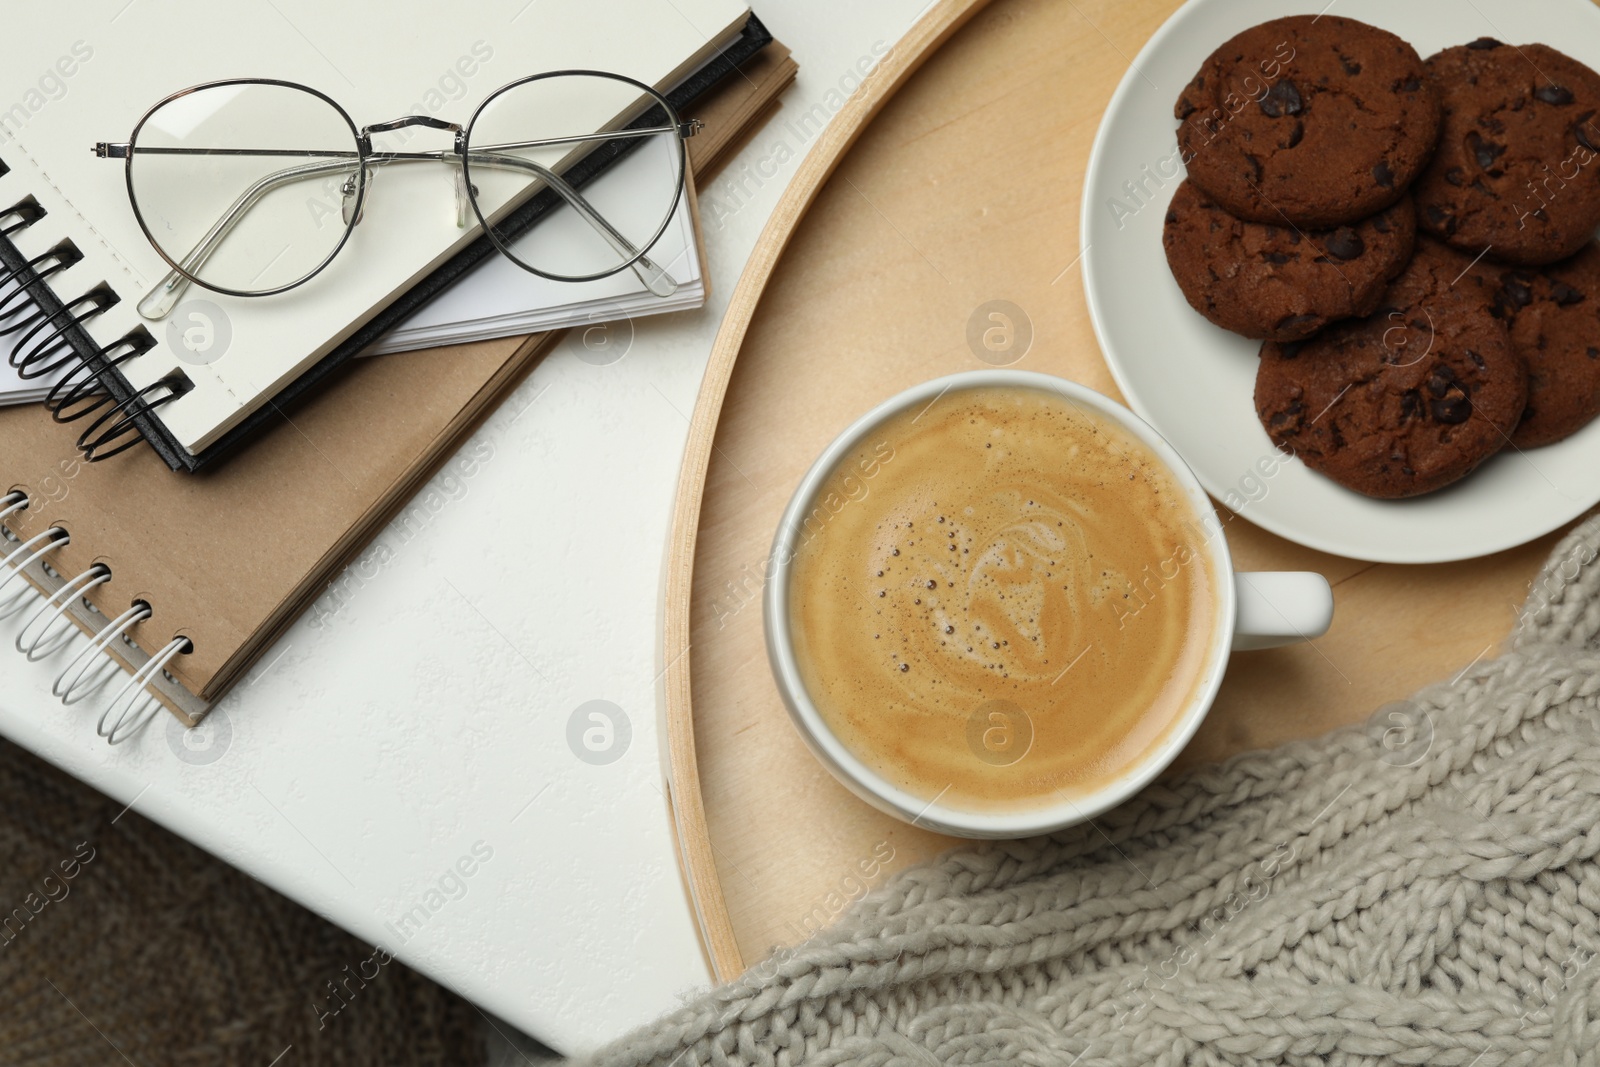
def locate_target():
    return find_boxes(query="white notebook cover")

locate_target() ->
[0,0,747,453]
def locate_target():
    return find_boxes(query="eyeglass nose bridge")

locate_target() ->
[354,115,471,226]
[357,114,466,154]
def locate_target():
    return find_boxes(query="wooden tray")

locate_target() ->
[663,0,1588,979]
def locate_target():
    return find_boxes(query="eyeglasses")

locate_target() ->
[94,70,700,320]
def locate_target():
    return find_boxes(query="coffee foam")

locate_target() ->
[787,386,1218,812]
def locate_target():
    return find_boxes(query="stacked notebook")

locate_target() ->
[0,0,758,470]
[0,6,798,725]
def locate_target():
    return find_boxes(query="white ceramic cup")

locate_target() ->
[763,370,1334,839]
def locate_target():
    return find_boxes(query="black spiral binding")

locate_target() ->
[45,330,156,424]
[0,198,43,237]
[0,242,79,337]
[12,287,118,380]
[76,376,186,461]
[0,198,166,458]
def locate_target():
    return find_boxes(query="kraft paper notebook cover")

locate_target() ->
[0,41,798,728]
[0,0,754,469]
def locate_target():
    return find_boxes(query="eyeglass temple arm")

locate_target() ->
[137,141,680,319]
[137,155,359,319]
[464,150,680,298]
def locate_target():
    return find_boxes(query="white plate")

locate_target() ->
[1081,0,1600,564]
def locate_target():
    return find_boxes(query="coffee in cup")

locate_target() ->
[785,383,1217,811]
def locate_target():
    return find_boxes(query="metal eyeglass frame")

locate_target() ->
[94,70,702,320]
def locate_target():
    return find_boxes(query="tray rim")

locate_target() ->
[660,0,993,981]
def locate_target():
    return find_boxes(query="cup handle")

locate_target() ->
[1232,572,1334,651]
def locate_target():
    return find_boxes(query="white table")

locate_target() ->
[0,0,935,1055]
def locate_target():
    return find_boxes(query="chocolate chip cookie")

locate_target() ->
[1255,238,1527,498]
[1415,40,1600,266]
[1481,242,1600,447]
[1163,179,1416,340]
[1175,15,1441,228]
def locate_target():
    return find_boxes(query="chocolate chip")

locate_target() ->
[1577,116,1600,153]
[1551,281,1587,306]
[1427,366,1458,396]
[1468,349,1488,372]
[1195,75,1205,89]
[1264,252,1292,264]
[1467,38,1503,50]
[1282,121,1304,149]
[1329,422,1346,450]
[1324,228,1365,260]
[1245,154,1263,183]
[1588,347,1600,359]
[1424,204,1458,236]
[1445,166,1466,187]
[1274,314,1320,333]
[1177,97,1197,120]
[1399,390,1420,423]
[1165,209,1178,224]
[1278,341,1306,360]
[1341,57,1362,76]
[1373,161,1395,188]
[1502,275,1534,308]
[1430,395,1472,424]
[1373,215,1393,235]
[1398,76,1422,94]
[1466,131,1506,170]
[1259,81,1303,118]
[1536,84,1576,106]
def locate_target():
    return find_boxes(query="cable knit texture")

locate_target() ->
[587,514,1600,1067]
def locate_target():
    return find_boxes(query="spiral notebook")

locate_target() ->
[0,40,798,731]
[0,0,753,471]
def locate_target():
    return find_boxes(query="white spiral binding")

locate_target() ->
[0,526,67,618]
[2,490,194,742]
[97,636,191,745]
[54,600,151,706]
[17,562,111,661]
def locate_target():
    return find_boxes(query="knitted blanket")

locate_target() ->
[589,514,1600,1067]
